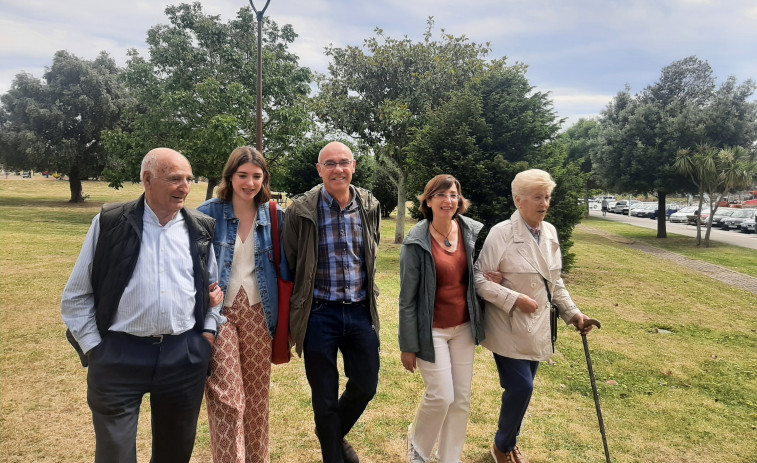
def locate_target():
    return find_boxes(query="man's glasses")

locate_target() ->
[432,193,460,201]
[319,160,354,170]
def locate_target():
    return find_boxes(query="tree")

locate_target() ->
[0,50,127,202]
[557,118,602,218]
[593,57,719,238]
[104,2,312,198]
[314,19,494,243]
[674,145,756,247]
[406,68,584,270]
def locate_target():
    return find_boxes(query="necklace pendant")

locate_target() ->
[444,238,452,247]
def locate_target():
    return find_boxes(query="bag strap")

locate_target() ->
[269,201,282,278]
[542,277,553,302]
[543,277,558,353]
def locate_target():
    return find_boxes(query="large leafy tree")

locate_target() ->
[594,56,757,240]
[0,50,127,202]
[406,68,584,270]
[593,57,717,238]
[313,19,494,243]
[104,2,312,198]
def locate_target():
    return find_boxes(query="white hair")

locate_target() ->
[140,151,161,179]
[511,169,556,197]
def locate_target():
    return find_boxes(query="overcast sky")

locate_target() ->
[2,0,756,128]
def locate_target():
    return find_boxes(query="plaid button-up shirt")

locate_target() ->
[314,187,367,303]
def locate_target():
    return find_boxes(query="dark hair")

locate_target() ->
[216,147,271,205]
[417,174,470,220]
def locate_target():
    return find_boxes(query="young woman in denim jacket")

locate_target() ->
[198,146,289,463]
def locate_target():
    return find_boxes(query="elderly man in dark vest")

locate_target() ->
[62,148,225,463]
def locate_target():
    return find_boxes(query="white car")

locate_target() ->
[669,206,699,223]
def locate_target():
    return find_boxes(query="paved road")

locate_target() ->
[589,209,757,251]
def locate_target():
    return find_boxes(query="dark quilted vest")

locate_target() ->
[91,195,215,337]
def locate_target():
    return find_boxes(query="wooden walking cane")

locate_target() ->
[581,318,612,463]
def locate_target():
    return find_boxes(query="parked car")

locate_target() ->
[686,210,710,226]
[740,216,756,233]
[634,203,658,218]
[650,204,682,221]
[711,208,737,228]
[723,209,757,231]
[613,200,641,215]
[669,206,698,223]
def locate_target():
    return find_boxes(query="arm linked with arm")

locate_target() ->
[473,225,521,315]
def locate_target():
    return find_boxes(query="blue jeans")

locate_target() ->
[303,300,380,463]
[493,354,539,453]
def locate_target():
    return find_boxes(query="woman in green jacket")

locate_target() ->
[399,174,499,463]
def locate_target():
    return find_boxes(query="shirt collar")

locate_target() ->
[321,185,357,210]
[524,221,541,242]
[143,201,184,227]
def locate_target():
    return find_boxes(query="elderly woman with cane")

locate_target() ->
[474,169,597,463]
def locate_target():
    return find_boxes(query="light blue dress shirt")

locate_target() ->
[61,202,225,354]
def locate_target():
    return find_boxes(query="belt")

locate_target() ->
[314,298,365,306]
[112,330,188,345]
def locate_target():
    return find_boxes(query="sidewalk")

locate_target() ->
[579,224,757,296]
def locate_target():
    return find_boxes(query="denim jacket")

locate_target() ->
[198,198,290,337]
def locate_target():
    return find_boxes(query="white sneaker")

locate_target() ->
[406,422,425,463]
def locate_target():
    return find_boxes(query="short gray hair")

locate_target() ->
[140,151,161,179]
[511,169,556,197]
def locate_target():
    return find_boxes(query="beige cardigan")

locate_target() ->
[473,210,582,361]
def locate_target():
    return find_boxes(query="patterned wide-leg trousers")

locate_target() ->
[206,288,272,463]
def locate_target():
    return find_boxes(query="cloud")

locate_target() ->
[1,0,755,125]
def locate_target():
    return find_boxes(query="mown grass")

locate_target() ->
[582,216,757,278]
[1,179,756,463]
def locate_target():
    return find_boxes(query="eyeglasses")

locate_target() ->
[319,160,354,170]
[432,193,460,201]
[157,175,195,186]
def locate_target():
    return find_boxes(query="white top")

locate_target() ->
[225,230,261,307]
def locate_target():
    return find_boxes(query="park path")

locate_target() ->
[578,225,757,296]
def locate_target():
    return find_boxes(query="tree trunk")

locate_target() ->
[656,192,667,238]
[695,194,704,246]
[68,165,84,203]
[584,189,591,218]
[394,169,408,244]
[205,177,219,200]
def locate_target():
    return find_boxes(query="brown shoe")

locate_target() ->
[510,446,529,463]
[490,444,529,463]
[491,444,510,463]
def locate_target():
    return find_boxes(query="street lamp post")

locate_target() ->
[248,0,271,153]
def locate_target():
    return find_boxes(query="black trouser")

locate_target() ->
[87,330,212,463]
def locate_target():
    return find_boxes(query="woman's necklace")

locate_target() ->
[430,221,454,247]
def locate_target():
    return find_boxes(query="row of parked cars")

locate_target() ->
[606,199,757,233]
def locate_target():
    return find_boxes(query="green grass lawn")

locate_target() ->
[1,179,756,462]
[581,216,757,278]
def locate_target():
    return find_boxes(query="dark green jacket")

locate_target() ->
[283,185,381,356]
[398,215,484,363]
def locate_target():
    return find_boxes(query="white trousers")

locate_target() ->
[410,322,475,463]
